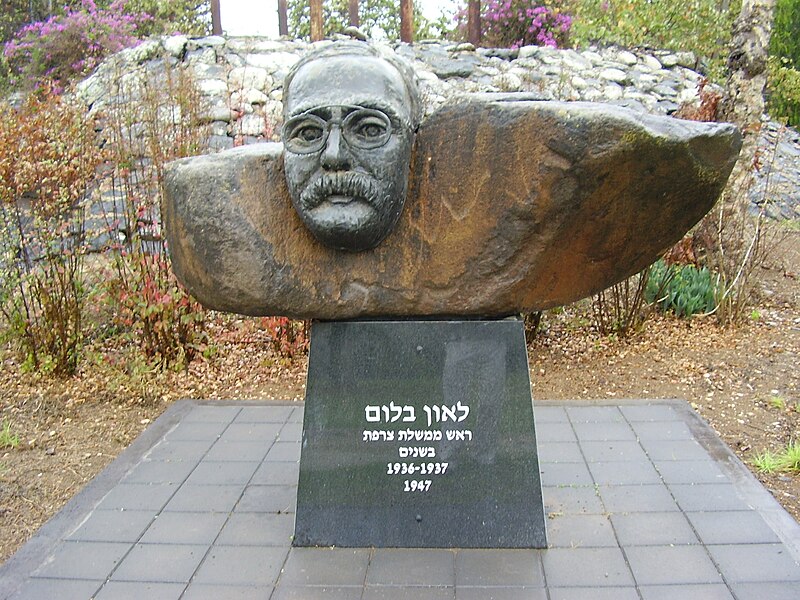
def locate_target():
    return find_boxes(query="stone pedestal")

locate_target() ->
[294,319,547,548]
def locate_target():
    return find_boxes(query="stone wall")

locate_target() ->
[77,35,713,152]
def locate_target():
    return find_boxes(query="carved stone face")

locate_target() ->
[282,53,416,252]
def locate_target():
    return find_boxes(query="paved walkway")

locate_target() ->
[1,400,798,600]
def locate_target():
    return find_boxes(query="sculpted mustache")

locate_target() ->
[299,172,380,209]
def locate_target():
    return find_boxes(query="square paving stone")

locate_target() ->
[216,512,294,546]
[539,462,593,486]
[183,405,241,423]
[548,588,640,600]
[271,587,363,600]
[10,578,103,600]
[598,484,680,513]
[280,548,370,586]
[191,546,288,586]
[366,549,455,586]
[165,421,229,441]
[706,543,800,583]
[641,440,710,462]
[619,405,679,422]
[538,442,584,464]
[625,545,723,585]
[580,441,649,462]
[638,583,735,600]
[265,441,301,462]
[139,511,228,545]
[182,584,268,599]
[278,422,303,442]
[67,509,154,543]
[235,405,294,423]
[536,423,577,443]
[220,423,283,443]
[566,406,625,423]
[572,421,637,442]
[668,484,751,512]
[534,406,568,423]
[95,482,178,511]
[455,588,547,600]
[588,461,662,485]
[654,460,727,485]
[251,460,300,486]
[611,512,699,546]
[146,440,214,462]
[546,514,617,548]
[631,421,694,441]
[454,549,544,586]
[204,441,272,462]
[110,544,206,583]
[686,511,780,545]
[361,587,454,600]
[34,541,131,580]
[163,484,245,513]
[185,461,260,485]
[541,548,634,587]
[94,581,186,599]
[122,459,196,485]
[237,485,297,513]
[730,581,800,600]
[543,485,604,515]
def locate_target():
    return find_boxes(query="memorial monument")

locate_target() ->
[164,41,741,549]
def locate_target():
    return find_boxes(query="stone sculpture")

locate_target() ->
[282,43,421,252]
[162,40,743,550]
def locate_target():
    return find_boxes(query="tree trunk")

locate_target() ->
[722,0,776,130]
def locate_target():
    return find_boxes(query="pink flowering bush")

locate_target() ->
[3,0,151,90]
[457,0,572,49]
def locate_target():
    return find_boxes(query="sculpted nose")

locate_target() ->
[320,126,351,171]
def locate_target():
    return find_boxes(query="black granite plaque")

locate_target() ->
[294,319,547,548]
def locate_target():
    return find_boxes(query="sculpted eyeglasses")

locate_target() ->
[282,105,393,154]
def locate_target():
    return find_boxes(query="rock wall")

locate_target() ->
[77,34,714,152]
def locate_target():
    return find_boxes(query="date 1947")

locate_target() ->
[404,479,432,492]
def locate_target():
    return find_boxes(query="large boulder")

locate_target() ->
[164,97,741,319]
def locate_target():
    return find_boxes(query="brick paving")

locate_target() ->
[1,400,798,600]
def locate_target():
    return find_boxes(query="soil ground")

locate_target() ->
[0,230,798,566]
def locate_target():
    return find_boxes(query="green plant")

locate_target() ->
[752,449,782,473]
[0,90,103,376]
[567,0,740,82]
[768,395,787,410]
[0,420,20,449]
[768,0,800,125]
[645,259,718,318]
[781,440,800,472]
[102,61,208,368]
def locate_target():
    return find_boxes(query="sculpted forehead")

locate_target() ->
[285,55,413,122]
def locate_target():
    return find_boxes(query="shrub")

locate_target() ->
[456,0,572,48]
[645,259,717,318]
[263,317,310,360]
[591,267,651,336]
[567,0,740,81]
[3,0,150,90]
[102,62,208,368]
[768,0,800,126]
[0,90,103,376]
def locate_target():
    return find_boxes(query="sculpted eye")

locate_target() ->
[294,124,324,143]
[352,117,388,140]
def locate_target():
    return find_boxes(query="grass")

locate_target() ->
[0,420,20,449]
[768,395,787,410]
[753,440,800,474]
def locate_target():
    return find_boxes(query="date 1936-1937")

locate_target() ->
[387,462,449,476]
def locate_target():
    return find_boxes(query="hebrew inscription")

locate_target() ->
[362,401,472,493]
